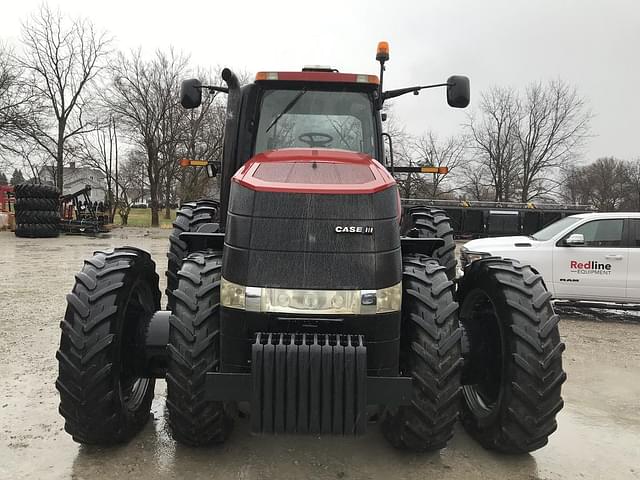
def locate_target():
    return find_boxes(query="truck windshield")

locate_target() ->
[531,216,581,241]
[254,89,376,158]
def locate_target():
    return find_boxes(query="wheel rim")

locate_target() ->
[119,279,155,412]
[460,288,504,419]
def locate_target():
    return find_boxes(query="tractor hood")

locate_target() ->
[232,148,396,194]
[464,235,542,252]
[224,147,402,291]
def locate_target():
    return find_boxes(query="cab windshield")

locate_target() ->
[254,88,376,158]
[531,216,581,241]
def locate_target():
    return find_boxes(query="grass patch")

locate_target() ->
[117,208,176,228]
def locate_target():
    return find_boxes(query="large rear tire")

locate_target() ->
[56,248,161,444]
[166,250,233,446]
[457,257,566,453]
[14,183,59,199]
[16,210,59,224]
[166,200,219,310]
[15,197,59,211]
[380,254,462,451]
[402,207,456,281]
[15,223,59,238]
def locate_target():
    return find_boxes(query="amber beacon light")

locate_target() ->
[376,41,390,62]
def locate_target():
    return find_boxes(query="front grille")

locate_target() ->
[224,182,401,290]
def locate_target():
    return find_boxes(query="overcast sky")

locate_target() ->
[1,0,638,163]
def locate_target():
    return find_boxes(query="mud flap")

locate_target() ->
[251,333,368,435]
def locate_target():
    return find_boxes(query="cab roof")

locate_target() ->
[255,71,379,85]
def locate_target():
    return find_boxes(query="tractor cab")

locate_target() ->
[253,69,381,159]
[179,43,470,229]
[181,67,387,226]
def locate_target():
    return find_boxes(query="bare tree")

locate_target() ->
[410,132,466,198]
[515,80,590,201]
[74,117,118,221]
[381,106,421,197]
[563,157,627,211]
[159,90,189,218]
[391,140,426,198]
[10,168,25,185]
[0,42,43,178]
[0,42,34,154]
[460,161,495,201]
[10,140,51,182]
[623,159,640,211]
[15,4,110,191]
[105,48,188,227]
[176,77,226,202]
[466,86,521,202]
[114,150,146,225]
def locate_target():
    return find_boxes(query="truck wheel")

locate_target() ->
[166,250,233,445]
[56,248,161,444]
[380,254,462,451]
[166,200,219,310]
[402,207,456,281]
[457,257,566,453]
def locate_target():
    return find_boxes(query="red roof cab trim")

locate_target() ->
[232,148,396,195]
[255,71,380,85]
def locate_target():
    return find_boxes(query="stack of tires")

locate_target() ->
[14,184,60,238]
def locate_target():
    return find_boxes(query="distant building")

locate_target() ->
[39,163,107,203]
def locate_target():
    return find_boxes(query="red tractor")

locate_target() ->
[56,42,565,453]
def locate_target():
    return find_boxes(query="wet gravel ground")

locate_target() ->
[0,229,639,480]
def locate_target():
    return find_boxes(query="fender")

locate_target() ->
[180,231,225,252]
[400,237,445,257]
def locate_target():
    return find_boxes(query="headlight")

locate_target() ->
[460,247,489,268]
[220,279,247,309]
[220,278,401,315]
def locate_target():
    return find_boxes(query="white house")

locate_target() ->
[39,163,107,203]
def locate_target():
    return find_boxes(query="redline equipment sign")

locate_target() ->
[570,260,612,275]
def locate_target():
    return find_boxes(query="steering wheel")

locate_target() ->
[298,132,333,148]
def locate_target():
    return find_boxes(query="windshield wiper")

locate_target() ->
[265,90,307,133]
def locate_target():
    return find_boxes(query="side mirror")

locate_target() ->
[565,233,585,246]
[446,75,470,108]
[180,78,202,109]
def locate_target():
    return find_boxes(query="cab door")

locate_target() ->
[553,218,628,301]
[626,219,640,301]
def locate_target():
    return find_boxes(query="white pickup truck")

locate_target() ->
[460,212,640,303]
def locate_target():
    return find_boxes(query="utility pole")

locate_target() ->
[113,117,119,223]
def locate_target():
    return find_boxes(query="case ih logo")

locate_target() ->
[570,260,612,275]
[335,225,374,234]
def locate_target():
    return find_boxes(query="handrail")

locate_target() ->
[400,198,594,210]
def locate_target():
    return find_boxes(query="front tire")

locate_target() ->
[380,254,462,451]
[166,250,233,446]
[56,248,161,444]
[457,257,566,453]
